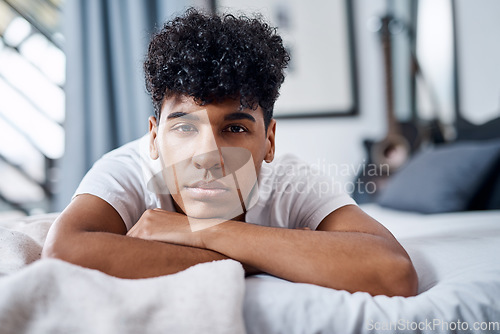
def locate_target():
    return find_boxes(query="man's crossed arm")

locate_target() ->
[42,194,418,297]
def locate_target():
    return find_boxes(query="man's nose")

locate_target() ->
[192,149,223,171]
[191,128,223,171]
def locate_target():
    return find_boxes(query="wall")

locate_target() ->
[275,0,500,186]
[456,0,500,124]
[274,0,387,186]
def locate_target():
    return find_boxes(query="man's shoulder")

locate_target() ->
[269,154,305,167]
[260,154,316,181]
[82,134,161,194]
[74,134,168,230]
[96,134,163,190]
[100,134,149,162]
[93,134,157,177]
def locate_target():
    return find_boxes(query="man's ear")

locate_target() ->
[149,116,159,160]
[264,119,276,163]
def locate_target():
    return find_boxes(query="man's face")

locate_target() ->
[149,95,276,221]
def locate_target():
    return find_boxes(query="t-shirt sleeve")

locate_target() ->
[292,173,357,230]
[73,149,147,231]
[271,155,357,230]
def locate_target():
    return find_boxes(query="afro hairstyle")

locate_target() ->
[143,8,290,129]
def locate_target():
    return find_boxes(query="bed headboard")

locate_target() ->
[455,117,500,141]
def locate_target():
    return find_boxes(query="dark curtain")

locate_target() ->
[55,0,189,211]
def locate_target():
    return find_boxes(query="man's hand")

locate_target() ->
[127,208,225,249]
[127,208,264,276]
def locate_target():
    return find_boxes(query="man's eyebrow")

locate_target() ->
[166,112,199,121]
[224,112,256,122]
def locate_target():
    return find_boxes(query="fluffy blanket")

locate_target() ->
[0,214,246,334]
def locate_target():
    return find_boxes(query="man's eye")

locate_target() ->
[224,125,246,133]
[172,124,197,133]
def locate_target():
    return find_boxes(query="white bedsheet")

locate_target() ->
[244,205,500,333]
[1,207,499,334]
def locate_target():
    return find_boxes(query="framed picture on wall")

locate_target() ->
[215,0,358,118]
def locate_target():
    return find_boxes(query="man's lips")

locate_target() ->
[183,180,230,199]
[186,180,228,190]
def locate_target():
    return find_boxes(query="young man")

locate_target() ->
[42,9,418,297]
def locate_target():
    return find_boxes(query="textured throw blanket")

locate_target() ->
[0,214,246,334]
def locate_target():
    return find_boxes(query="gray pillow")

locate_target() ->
[377,139,500,213]
[468,156,500,210]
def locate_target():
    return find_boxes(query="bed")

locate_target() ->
[245,204,500,333]
[1,204,499,334]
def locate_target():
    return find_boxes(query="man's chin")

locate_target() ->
[182,202,244,221]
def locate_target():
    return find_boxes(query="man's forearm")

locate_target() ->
[121,207,416,296]
[202,222,416,296]
[42,231,229,279]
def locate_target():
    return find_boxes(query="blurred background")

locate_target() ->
[0,0,499,214]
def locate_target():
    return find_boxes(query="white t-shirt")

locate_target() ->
[74,135,356,231]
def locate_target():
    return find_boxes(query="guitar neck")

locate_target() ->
[381,16,399,135]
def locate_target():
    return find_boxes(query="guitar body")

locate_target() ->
[354,122,420,204]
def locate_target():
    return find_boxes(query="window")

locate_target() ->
[0,0,64,214]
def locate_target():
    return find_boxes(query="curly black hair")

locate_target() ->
[144,8,290,129]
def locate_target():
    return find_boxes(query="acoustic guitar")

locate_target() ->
[352,15,435,203]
